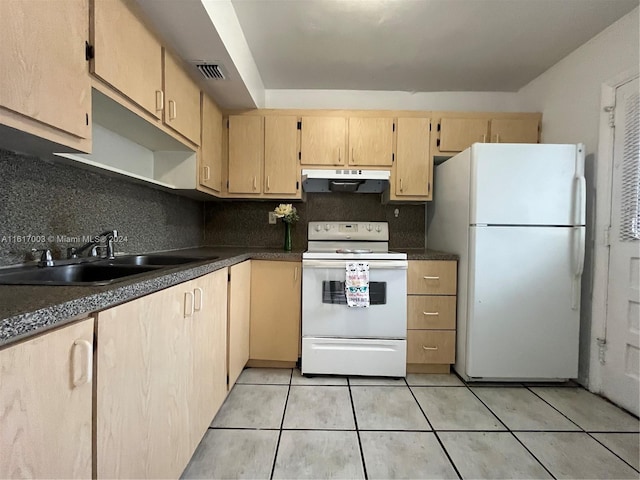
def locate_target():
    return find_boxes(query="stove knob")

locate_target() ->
[314,225,321,232]
[324,224,331,231]
[366,224,373,231]
[375,225,382,232]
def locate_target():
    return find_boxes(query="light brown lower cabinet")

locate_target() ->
[406,260,457,373]
[95,269,227,479]
[249,260,301,364]
[0,318,94,479]
[228,260,251,388]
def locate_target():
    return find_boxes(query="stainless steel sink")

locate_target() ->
[0,264,161,286]
[104,254,219,266]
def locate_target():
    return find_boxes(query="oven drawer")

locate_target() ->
[407,296,456,330]
[408,261,457,295]
[407,330,455,364]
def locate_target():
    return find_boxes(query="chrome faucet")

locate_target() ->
[67,230,118,259]
[31,248,54,267]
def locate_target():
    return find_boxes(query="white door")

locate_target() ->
[470,143,585,226]
[466,226,581,379]
[602,78,640,415]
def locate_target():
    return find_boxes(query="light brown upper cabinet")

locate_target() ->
[264,116,299,195]
[489,118,539,143]
[395,117,432,198]
[438,118,489,152]
[227,115,264,194]
[348,117,394,166]
[91,0,163,120]
[300,116,347,165]
[0,0,91,151]
[163,50,201,145]
[200,94,223,192]
[0,318,94,479]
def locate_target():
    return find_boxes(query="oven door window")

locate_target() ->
[322,281,387,305]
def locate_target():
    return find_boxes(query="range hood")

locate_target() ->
[302,169,390,193]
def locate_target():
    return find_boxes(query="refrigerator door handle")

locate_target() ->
[571,226,586,310]
[574,144,586,225]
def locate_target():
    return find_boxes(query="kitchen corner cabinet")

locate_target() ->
[348,117,394,166]
[96,269,227,479]
[91,0,163,120]
[163,50,201,145]
[227,115,301,198]
[406,261,457,373]
[228,261,251,388]
[392,117,432,200]
[300,116,347,165]
[200,93,223,192]
[249,261,301,364]
[0,0,91,152]
[0,318,94,479]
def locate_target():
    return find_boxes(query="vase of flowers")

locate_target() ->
[273,203,299,251]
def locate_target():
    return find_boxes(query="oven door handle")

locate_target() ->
[302,260,408,269]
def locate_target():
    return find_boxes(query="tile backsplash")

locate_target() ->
[0,149,203,266]
[204,193,426,250]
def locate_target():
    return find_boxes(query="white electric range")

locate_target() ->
[301,221,408,377]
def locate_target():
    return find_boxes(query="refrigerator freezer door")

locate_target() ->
[470,143,585,226]
[466,226,582,379]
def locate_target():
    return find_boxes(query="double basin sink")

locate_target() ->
[0,254,220,286]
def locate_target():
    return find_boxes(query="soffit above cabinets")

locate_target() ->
[134,0,638,108]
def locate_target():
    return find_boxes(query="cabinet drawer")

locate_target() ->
[408,261,457,295]
[407,330,455,364]
[407,296,456,330]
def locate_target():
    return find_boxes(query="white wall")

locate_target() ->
[517,8,640,388]
[265,89,522,112]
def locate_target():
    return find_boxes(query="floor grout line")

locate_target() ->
[347,377,369,480]
[466,386,558,480]
[406,379,463,480]
[585,432,640,473]
[267,371,293,480]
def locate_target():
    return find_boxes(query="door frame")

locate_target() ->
[589,68,639,392]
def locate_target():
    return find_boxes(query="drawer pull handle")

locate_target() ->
[422,345,439,351]
[423,311,439,316]
[72,339,93,387]
[423,276,440,280]
[194,287,204,312]
[184,291,194,318]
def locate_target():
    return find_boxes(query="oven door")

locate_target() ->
[302,259,407,338]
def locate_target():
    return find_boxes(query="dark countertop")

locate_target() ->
[0,246,456,348]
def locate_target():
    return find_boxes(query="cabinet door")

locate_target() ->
[264,115,299,195]
[191,270,228,450]
[300,116,346,165]
[396,117,431,197]
[0,0,90,139]
[228,115,264,194]
[164,50,201,145]
[96,282,192,479]
[348,117,394,166]
[91,0,163,119]
[490,118,539,143]
[0,319,93,479]
[250,261,301,362]
[439,118,489,152]
[200,94,223,191]
[229,261,251,388]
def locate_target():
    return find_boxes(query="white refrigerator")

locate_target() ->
[429,143,586,381]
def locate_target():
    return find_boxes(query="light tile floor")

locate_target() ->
[182,368,640,480]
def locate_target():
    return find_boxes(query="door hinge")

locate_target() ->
[298,151,301,161]
[296,181,299,190]
[86,113,89,126]
[226,179,229,189]
[228,272,231,282]
[226,119,229,128]
[436,139,441,147]
[297,121,302,130]
[604,226,611,247]
[596,337,607,364]
[392,153,395,162]
[85,41,94,61]
[429,123,432,131]
[437,123,441,132]
[226,374,230,385]
[392,123,395,132]
[604,106,615,128]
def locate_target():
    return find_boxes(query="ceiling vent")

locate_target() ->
[194,63,226,80]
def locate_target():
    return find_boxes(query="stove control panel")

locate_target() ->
[308,221,388,241]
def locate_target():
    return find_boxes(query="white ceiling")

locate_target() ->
[135,0,638,108]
